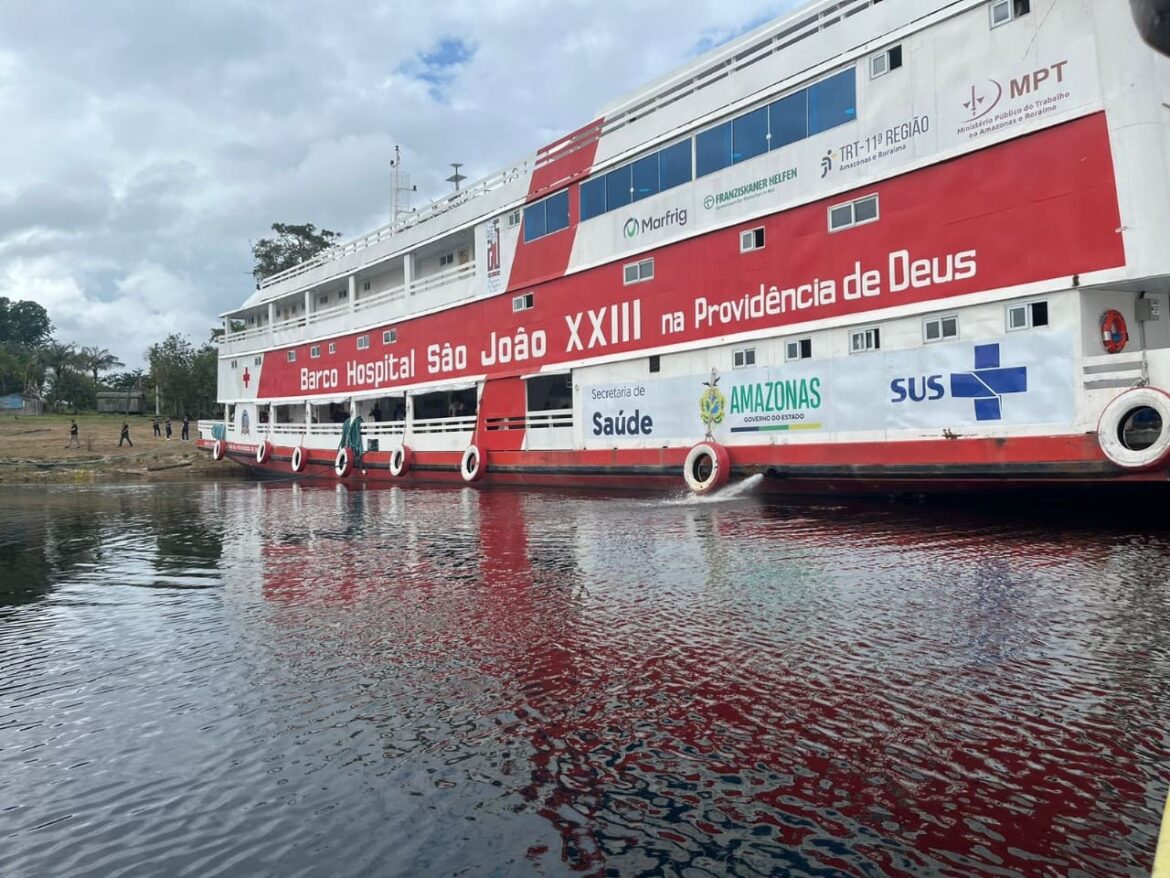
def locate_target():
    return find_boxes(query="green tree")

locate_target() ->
[79,346,124,389]
[251,222,342,283]
[41,341,82,408]
[0,298,52,347]
[0,343,44,397]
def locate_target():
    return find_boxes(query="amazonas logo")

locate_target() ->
[623,208,687,239]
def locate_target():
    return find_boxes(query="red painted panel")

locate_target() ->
[257,115,1124,403]
[476,376,528,451]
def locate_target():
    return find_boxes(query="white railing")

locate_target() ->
[410,261,477,295]
[257,163,529,290]
[410,415,477,435]
[223,262,480,348]
[525,409,574,429]
[353,284,406,313]
[363,422,407,437]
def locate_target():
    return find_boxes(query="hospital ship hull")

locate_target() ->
[201,0,1170,496]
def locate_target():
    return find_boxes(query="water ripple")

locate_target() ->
[1,483,1169,876]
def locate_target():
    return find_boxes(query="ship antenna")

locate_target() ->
[389,145,416,227]
[446,162,466,192]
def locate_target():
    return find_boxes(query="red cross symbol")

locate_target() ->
[242,367,251,388]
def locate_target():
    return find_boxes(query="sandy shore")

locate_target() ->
[0,414,241,484]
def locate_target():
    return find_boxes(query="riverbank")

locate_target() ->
[0,413,239,484]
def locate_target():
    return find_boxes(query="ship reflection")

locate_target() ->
[247,485,1169,875]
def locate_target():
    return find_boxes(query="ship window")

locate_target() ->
[339,288,347,298]
[507,209,521,228]
[850,327,881,353]
[310,345,321,359]
[606,165,632,211]
[990,0,1029,28]
[545,190,569,234]
[786,338,812,361]
[363,281,371,291]
[357,335,370,350]
[328,343,336,354]
[383,329,397,345]
[632,153,659,201]
[286,350,296,363]
[318,294,329,305]
[733,347,756,369]
[659,140,692,191]
[231,360,238,369]
[769,91,808,151]
[732,106,769,164]
[580,177,606,221]
[828,194,880,232]
[696,121,733,177]
[923,315,959,343]
[512,292,535,312]
[623,258,654,285]
[808,68,857,136]
[439,253,455,268]
[649,355,660,373]
[740,227,765,252]
[871,45,903,78]
[1007,301,1048,330]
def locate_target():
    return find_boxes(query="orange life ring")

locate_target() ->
[1100,309,1128,354]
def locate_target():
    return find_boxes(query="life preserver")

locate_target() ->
[334,447,354,478]
[255,440,272,464]
[1096,387,1170,470]
[290,446,306,473]
[389,444,412,477]
[212,439,226,461]
[683,441,731,494]
[1100,309,1129,354]
[460,444,486,482]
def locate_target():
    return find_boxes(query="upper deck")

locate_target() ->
[218,0,1170,363]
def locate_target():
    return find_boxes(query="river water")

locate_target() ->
[2,481,1169,877]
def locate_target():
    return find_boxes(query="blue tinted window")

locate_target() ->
[659,140,691,191]
[769,91,807,150]
[580,177,606,221]
[545,190,569,234]
[807,68,856,136]
[606,165,632,210]
[696,121,732,177]
[523,201,546,242]
[632,154,659,201]
[733,106,769,163]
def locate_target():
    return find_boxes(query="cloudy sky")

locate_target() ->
[0,0,796,367]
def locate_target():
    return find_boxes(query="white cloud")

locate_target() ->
[0,0,798,367]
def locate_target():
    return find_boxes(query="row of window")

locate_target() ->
[525,67,857,242]
[228,356,264,369]
[727,302,1047,368]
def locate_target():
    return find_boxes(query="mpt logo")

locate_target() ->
[890,343,1028,421]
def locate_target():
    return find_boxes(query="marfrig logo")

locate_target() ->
[890,344,1027,421]
[623,208,687,239]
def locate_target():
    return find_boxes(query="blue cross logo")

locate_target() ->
[949,344,1027,421]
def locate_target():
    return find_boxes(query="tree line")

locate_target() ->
[0,223,341,417]
[0,297,220,417]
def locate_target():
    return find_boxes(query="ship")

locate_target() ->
[200,0,1170,496]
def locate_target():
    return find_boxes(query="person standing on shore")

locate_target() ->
[65,419,80,448]
[152,418,161,438]
[119,422,133,447]
[181,415,190,441]
[165,418,173,441]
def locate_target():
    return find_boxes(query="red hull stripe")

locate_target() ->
[256,115,1123,402]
